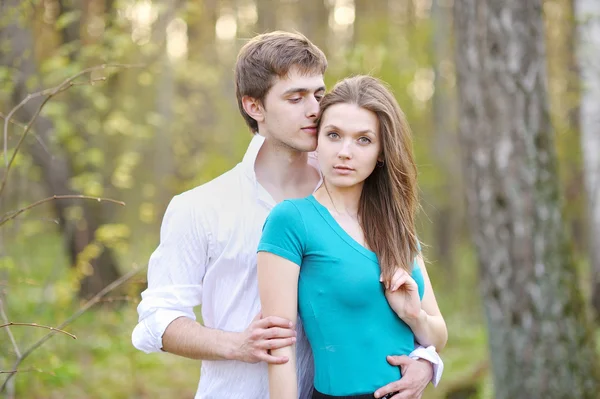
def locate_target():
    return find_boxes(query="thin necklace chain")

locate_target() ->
[321,180,360,223]
[321,181,367,247]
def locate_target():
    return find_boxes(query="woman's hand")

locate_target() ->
[382,268,421,322]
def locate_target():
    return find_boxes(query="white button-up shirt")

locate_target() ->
[132,133,442,399]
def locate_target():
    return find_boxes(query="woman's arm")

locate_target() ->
[385,255,448,351]
[403,255,448,351]
[257,251,301,399]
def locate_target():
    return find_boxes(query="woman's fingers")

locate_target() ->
[384,268,417,291]
[388,269,409,292]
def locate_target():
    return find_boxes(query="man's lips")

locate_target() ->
[301,126,317,134]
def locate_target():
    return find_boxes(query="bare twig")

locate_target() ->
[0,298,21,358]
[0,112,26,130]
[0,322,76,339]
[1,83,74,197]
[1,63,143,198]
[0,195,126,227]
[0,110,62,162]
[0,368,43,375]
[0,265,145,392]
[97,295,135,303]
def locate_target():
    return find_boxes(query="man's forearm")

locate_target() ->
[161,316,241,361]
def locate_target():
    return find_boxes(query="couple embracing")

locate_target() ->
[133,31,447,399]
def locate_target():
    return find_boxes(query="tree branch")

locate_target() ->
[0,322,77,339]
[0,298,21,358]
[1,63,143,198]
[0,265,144,392]
[0,111,51,157]
[0,368,42,375]
[0,194,126,227]
[0,112,26,130]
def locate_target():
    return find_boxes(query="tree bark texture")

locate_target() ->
[453,1,599,397]
[1,0,121,299]
[576,0,600,318]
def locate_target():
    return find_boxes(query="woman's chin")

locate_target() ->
[324,176,365,189]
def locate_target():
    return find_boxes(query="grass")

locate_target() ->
[2,227,493,398]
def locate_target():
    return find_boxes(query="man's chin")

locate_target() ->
[305,143,318,153]
[302,138,318,153]
[290,139,317,153]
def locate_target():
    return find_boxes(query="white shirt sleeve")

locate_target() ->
[409,345,444,387]
[132,193,209,353]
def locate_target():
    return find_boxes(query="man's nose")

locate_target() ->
[305,96,320,119]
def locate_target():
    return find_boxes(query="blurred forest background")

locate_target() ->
[0,0,599,398]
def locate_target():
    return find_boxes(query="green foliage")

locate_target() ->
[1,0,597,397]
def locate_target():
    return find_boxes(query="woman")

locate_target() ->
[257,75,447,399]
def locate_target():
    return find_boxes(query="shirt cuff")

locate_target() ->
[408,345,444,387]
[132,309,195,353]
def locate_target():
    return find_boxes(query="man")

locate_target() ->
[132,31,443,399]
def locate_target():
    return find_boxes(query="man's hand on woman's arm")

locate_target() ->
[161,313,297,363]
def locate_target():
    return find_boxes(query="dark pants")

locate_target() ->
[312,388,399,399]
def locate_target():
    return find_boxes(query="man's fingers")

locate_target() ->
[263,327,297,339]
[374,380,402,398]
[387,355,413,367]
[389,390,418,399]
[257,352,289,364]
[259,337,296,350]
[256,315,294,329]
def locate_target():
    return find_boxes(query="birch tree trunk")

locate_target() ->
[576,0,600,318]
[453,1,599,397]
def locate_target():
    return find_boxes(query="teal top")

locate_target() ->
[258,195,425,396]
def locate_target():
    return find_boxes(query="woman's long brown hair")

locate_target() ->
[317,75,420,282]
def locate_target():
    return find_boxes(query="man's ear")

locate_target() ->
[241,96,265,124]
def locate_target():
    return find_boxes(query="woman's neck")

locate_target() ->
[316,180,363,218]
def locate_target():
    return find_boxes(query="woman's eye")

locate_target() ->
[358,137,372,144]
[327,132,339,139]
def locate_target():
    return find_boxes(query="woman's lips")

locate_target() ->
[333,165,354,175]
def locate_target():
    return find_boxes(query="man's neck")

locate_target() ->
[254,139,319,202]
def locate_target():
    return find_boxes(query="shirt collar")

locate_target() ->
[241,133,266,179]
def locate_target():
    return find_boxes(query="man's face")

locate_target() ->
[260,67,325,152]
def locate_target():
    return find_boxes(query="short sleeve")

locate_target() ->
[258,200,307,266]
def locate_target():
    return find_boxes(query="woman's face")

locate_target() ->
[317,102,382,189]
